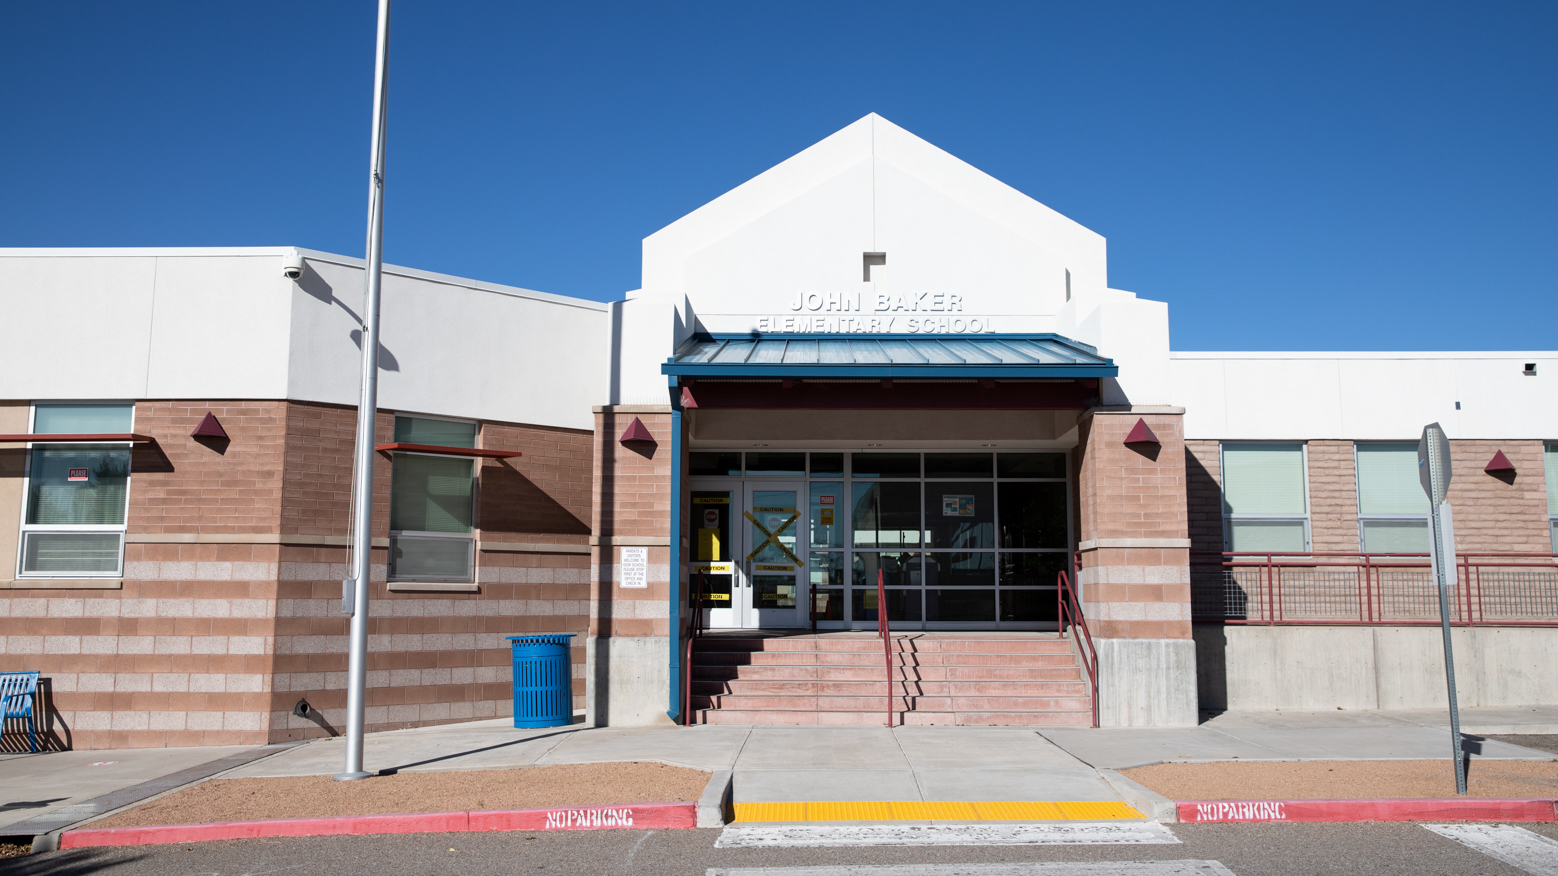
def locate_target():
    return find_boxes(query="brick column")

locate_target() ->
[1075,407,1197,726]
[586,405,676,726]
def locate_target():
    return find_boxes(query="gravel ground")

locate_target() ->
[85,762,710,829]
[1487,733,1558,755]
[0,845,24,860]
[1123,758,1558,800]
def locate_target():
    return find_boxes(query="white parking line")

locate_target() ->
[706,863,1235,876]
[713,823,1182,849]
[1424,824,1558,876]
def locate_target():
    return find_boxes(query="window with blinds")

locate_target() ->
[1221,444,1309,553]
[1546,443,1558,552]
[388,416,478,581]
[1355,443,1430,554]
[20,403,134,577]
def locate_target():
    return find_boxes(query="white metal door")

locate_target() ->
[742,482,805,628]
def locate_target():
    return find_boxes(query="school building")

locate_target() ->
[1,114,1554,749]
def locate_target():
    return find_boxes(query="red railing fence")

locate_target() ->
[1056,564,1099,729]
[878,568,893,727]
[682,570,708,726]
[1192,552,1558,626]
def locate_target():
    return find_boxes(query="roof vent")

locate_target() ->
[1524,363,1537,376]
[863,252,886,282]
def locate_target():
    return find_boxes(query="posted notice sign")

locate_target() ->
[619,546,648,589]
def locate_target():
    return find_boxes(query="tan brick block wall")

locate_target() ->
[591,411,675,641]
[1076,412,1192,640]
[1185,440,1223,554]
[129,401,288,536]
[1306,440,1360,552]
[1445,440,1551,553]
[281,404,391,539]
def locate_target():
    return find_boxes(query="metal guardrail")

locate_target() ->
[877,568,893,727]
[1192,552,1558,626]
[1056,565,1099,728]
[683,570,708,726]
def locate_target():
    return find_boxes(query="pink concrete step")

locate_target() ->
[694,664,1083,682]
[693,679,1090,698]
[692,694,1094,713]
[694,709,1094,727]
[695,637,1075,654]
[694,650,1079,668]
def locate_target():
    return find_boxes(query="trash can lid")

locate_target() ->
[506,634,577,646]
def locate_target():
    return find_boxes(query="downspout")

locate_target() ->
[666,376,683,721]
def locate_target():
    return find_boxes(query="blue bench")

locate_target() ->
[1,671,39,753]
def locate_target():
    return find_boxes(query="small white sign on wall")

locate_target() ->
[619,546,649,589]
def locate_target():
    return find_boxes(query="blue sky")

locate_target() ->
[2,2,1553,350]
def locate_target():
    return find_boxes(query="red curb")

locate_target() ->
[59,802,697,849]
[1178,798,1558,824]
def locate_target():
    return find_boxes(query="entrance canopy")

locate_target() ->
[665,333,1115,410]
[664,333,1115,380]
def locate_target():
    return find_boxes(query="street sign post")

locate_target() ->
[1418,422,1466,796]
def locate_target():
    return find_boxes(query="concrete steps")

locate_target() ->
[688,634,1094,727]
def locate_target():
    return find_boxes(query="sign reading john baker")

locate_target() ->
[756,290,997,334]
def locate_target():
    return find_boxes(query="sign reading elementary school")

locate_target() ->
[0,114,1555,750]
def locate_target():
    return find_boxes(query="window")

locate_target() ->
[1546,443,1558,551]
[1355,443,1430,554]
[388,416,477,581]
[19,403,134,578]
[1221,444,1308,553]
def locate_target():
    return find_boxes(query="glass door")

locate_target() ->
[743,482,805,628]
[690,490,736,627]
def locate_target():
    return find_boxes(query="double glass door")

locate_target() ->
[690,482,805,628]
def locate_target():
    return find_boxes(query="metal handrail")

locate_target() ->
[1056,566,1099,728]
[683,570,707,726]
[1193,551,1558,626]
[878,568,892,727]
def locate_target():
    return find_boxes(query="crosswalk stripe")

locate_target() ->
[714,823,1181,848]
[1424,824,1558,876]
[705,862,1236,876]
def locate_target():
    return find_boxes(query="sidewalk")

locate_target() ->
[7,706,1556,837]
[1040,707,1558,770]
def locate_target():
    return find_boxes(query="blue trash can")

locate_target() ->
[507,634,575,728]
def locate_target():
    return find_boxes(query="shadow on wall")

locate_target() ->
[130,440,176,473]
[477,461,590,536]
[1193,624,1228,716]
[297,263,402,372]
[0,678,71,752]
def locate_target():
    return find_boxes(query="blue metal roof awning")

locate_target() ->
[662,333,1116,379]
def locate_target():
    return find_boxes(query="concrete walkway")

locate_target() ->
[8,706,1557,833]
[225,721,1124,804]
[0,745,257,832]
[1041,707,1558,770]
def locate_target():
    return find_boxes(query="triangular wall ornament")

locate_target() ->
[679,385,699,409]
[1123,418,1159,445]
[190,412,229,440]
[1485,450,1515,473]
[619,417,655,443]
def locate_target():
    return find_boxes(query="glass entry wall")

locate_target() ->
[688,450,1070,630]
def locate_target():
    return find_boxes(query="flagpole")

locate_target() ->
[336,0,391,782]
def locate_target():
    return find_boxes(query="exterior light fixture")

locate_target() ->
[619,417,655,443]
[1123,418,1160,445]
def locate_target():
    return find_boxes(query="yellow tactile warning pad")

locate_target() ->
[733,800,1144,823]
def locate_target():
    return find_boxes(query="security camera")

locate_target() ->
[282,249,306,280]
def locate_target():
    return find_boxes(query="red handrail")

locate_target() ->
[682,570,707,727]
[1056,565,1099,728]
[878,568,892,727]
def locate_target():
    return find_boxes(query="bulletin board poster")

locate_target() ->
[942,495,976,517]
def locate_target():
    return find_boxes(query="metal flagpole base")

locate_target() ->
[333,771,373,782]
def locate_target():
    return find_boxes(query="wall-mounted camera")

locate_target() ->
[282,249,306,280]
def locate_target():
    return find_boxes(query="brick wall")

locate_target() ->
[1,400,597,749]
[1445,440,1551,553]
[1075,412,1192,640]
[590,409,674,640]
[1,401,289,749]
[1307,440,1360,552]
